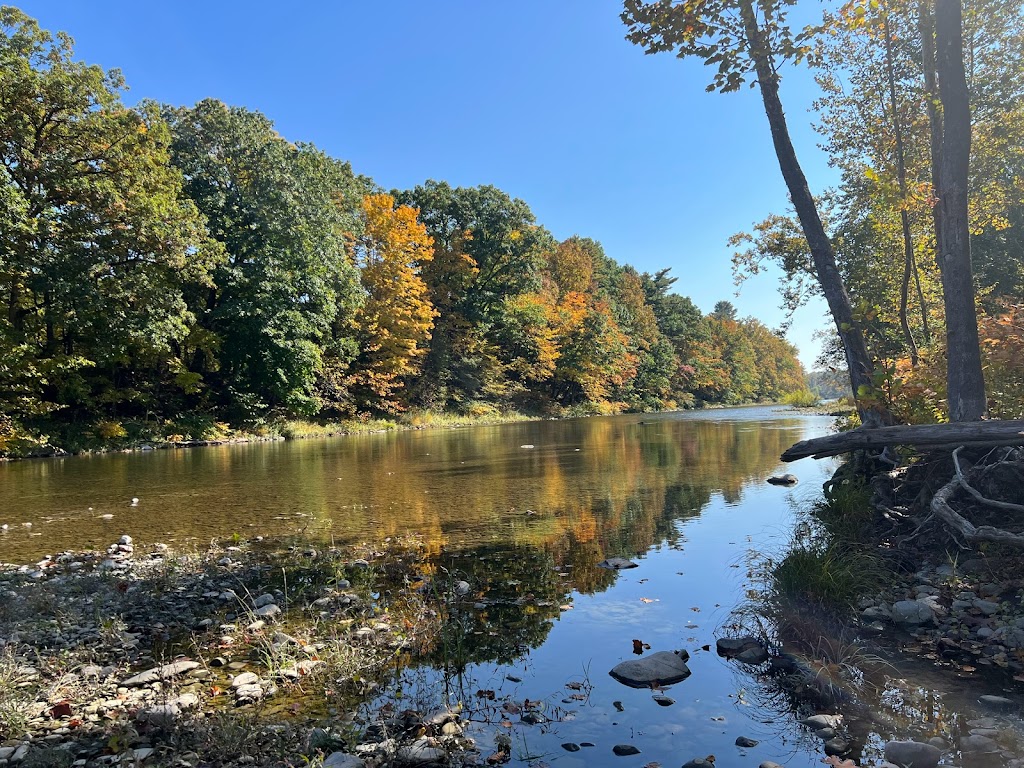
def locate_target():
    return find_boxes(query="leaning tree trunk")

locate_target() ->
[738,0,889,427]
[935,0,986,421]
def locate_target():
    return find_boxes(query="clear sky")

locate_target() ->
[16,0,839,368]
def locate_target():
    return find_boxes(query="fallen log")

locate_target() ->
[781,419,1024,461]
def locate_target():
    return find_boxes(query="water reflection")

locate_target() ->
[0,406,822,562]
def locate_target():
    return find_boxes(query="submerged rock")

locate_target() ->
[884,740,941,768]
[767,474,798,486]
[598,557,639,570]
[735,736,758,747]
[716,636,764,657]
[613,745,641,756]
[609,650,691,688]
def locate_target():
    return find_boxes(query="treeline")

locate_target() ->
[0,8,805,453]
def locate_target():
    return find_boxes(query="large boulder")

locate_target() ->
[609,650,690,688]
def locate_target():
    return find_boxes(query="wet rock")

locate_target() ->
[613,745,641,756]
[253,593,276,608]
[814,728,836,740]
[978,694,1016,711]
[652,695,675,706]
[767,474,798,486]
[598,557,639,570]
[716,636,764,657]
[609,650,691,688]
[0,748,15,761]
[823,738,850,756]
[961,734,999,753]
[759,763,784,768]
[234,683,264,702]
[232,671,259,687]
[800,714,842,729]
[397,738,447,765]
[735,736,758,747]
[322,754,364,768]
[682,758,715,768]
[735,646,770,664]
[122,660,199,687]
[891,600,935,625]
[137,702,182,726]
[884,740,941,768]
[561,744,581,752]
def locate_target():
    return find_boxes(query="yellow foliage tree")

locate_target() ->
[350,194,438,411]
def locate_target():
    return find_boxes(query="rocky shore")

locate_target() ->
[0,535,476,768]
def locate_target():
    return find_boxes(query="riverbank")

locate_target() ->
[0,409,541,462]
[0,535,482,768]
[749,456,1024,767]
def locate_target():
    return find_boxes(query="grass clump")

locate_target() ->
[771,540,885,614]
[781,389,821,407]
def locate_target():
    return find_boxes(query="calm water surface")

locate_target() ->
[1,407,1012,766]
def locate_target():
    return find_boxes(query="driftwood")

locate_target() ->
[781,419,1024,461]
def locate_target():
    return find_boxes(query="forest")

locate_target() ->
[0,7,808,456]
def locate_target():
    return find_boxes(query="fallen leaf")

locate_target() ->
[640,597,658,604]
[49,701,72,719]
[633,639,645,654]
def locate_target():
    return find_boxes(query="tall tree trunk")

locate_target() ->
[882,7,922,365]
[738,0,888,426]
[935,0,986,421]
[919,0,944,273]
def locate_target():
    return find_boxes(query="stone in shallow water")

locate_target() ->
[609,650,690,688]
[597,557,638,570]
[735,736,758,748]
[767,474,798,486]
[884,740,941,768]
[561,744,580,752]
[612,745,641,756]
[978,694,1016,711]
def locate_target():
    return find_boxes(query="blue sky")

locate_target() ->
[18,0,838,368]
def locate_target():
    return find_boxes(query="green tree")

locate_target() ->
[163,99,367,421]
[0,7,216,441]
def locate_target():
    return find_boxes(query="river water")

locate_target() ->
[1,406,1017,766]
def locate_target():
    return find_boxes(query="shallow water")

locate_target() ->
[3,406,1020,766]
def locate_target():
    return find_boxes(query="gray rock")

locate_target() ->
[255,603,281,618]
[974,599,1000,616]
[716,636,764,657]
[735,736,758,747]
[759,763,784,768]
[682,759,714,768]
[397,738,447,765]
[11,745,28,763]
[766,474,798,486]
[322,753,365,768]
[234,683,263,701]
[454,581,471,596]
[613,745,641,756]
[884,740,941,768]
[862,606,891,621]
[801,714,843,730]
[891,599,935,625]
[253,593,276,608]
[137,703,181,726]
[735,646,770,664]
[961,734,998,753]
[0,748,14,761]
[823,738,850,755]
[652,694,675,706]
[562,743,581,752]
[122,660,199,687]
[978,694,1016,711]
[598,557,639,570]
[609,650,691,688]
[232,671,259,687]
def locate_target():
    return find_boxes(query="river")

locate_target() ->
[1,406,1017,767]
